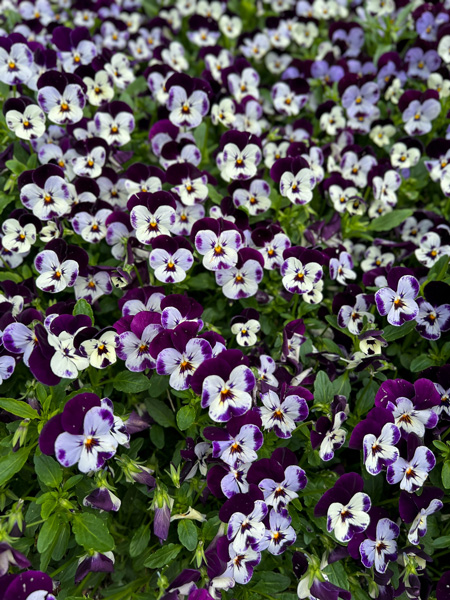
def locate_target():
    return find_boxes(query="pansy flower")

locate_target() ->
[45,313,90,379]
[271,156,316,206]
[191,350,255,422]
[399,487,444,545]
[387,435,436,492]
[415,231,450,267]
[218,130,262,181]
[166,73,210,129]
[34,239,84,293]
[215,248,264,300]
[116,312,162,372]
[19,164,69,221]
[399,89,441,136]
[230,309,260,347]
[315,473,371,543]
[256,508,296,556]
[193,217,242,271]
[40,393,128,473]
[375,268,420,326]
[52,25,97,72]
[128,191,176,244]
[0,36,33,85]
[311,395,348,462]
[3,97,46,140]
[37,70,86,124]
[80,329,119,369]
[0,571,56,600]
[95,101,135,147]
[359,517,399,574]
[336,290,374,334]
[416,282,450,340]
[154,322,212,390]
[231,179,271,215]
[259,384,310,439]
[206,420,263,468]
[280,247,324,296]
[149,235,194,284]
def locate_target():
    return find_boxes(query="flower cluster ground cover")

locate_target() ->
[0,0,450,599]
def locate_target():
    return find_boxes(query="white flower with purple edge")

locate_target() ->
[329,252,356,285]
[167,86,209,129]
[221,142,262,181]
[259,465,307,511]
[80,331,119,369]
[375,275,420,326]
[318,412,348,461]
[0,43,33,85]
[230,319,260,347]
[38,82,85,125]
[201,365,255,423]
[150,247,194,284]
[156,338,212,391]
[359,518,399,574]
[74,272,112,303]
[72,209,112,244]
[327,491,371,543]
[227,499,268,554]
[256,508,296,555]
[35,249,78,293]
[232,179,271,215]
[223,545,261,585]
[386,446,436,492]
[117,322,161,372]
[407,497,444,545]
[195,229,242,271]
[338,294,374,335]
[259,390,309,439]
[0,356,15,385]
[415,232,450,267]
[55,405,118,473]
[390,397,438,437]
[20,173,69,221]
[130,204,176,245]
[5,104,46,140]
[416,297,450,340]
[215,258,263,300]
[212,424,263,468]
[281,257,323,295]
[1,219,36,254]
[363,423,401,476]
[280,168,315,205]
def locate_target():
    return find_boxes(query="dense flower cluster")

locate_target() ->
[0,0,449,599]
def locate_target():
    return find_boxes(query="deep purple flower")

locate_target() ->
[75,552,114,584]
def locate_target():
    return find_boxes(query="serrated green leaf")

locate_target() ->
[177,405,195,431]
[0,446,32,486]
[368,209,413,232]
[177,519,198,551]
[143,543,181,568]
[72,513,114,552]
[34,454,63,488]
[0,398,39,419]
[114,371,151,393]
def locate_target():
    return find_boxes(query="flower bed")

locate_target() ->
[0,1,449,599]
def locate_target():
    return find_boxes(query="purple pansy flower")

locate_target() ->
[257,508,296,555]
[193,218,242,271]
[315,473,371,543]
[280,247,324,295]
[375,269,420,326]
[166,73,210,129]
[387,435,436,492]
[359,517,399,574]
[37,70,86,124]
[1,570,56,600]
[155,323,212,390]
[259,385,309,439]
[116,312,162,372]
[149,235,194,284]
[399,487,444,545]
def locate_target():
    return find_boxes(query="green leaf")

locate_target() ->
[144,543,181,568]
[114,371,151,393]
[72,299,94,323]
[410,355,436,373]
[314,371,334,404]
[148,373,169,398]
[368,209,413,232]
[129,524,150,557]
[37,514,60,553]
[177,406,195,431]
[34,454,63,488]
[433,535,450,549]
[382,321,416,342]
[251,573,291,594]
[323,562,350,590]
[0,398,39,419]
[144,398,175,428]
[150,424,165,449]
[52,522,70,561]
[194,122,207,151]
[177,519,198,551]
[188,272,215,291]
[207,183,223,205]
[72,513,114,552]
[5,159,27,175]
[426,255,449,283]
[442,461,450,489]
[0,192,17,214]
[0,446,32,486]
